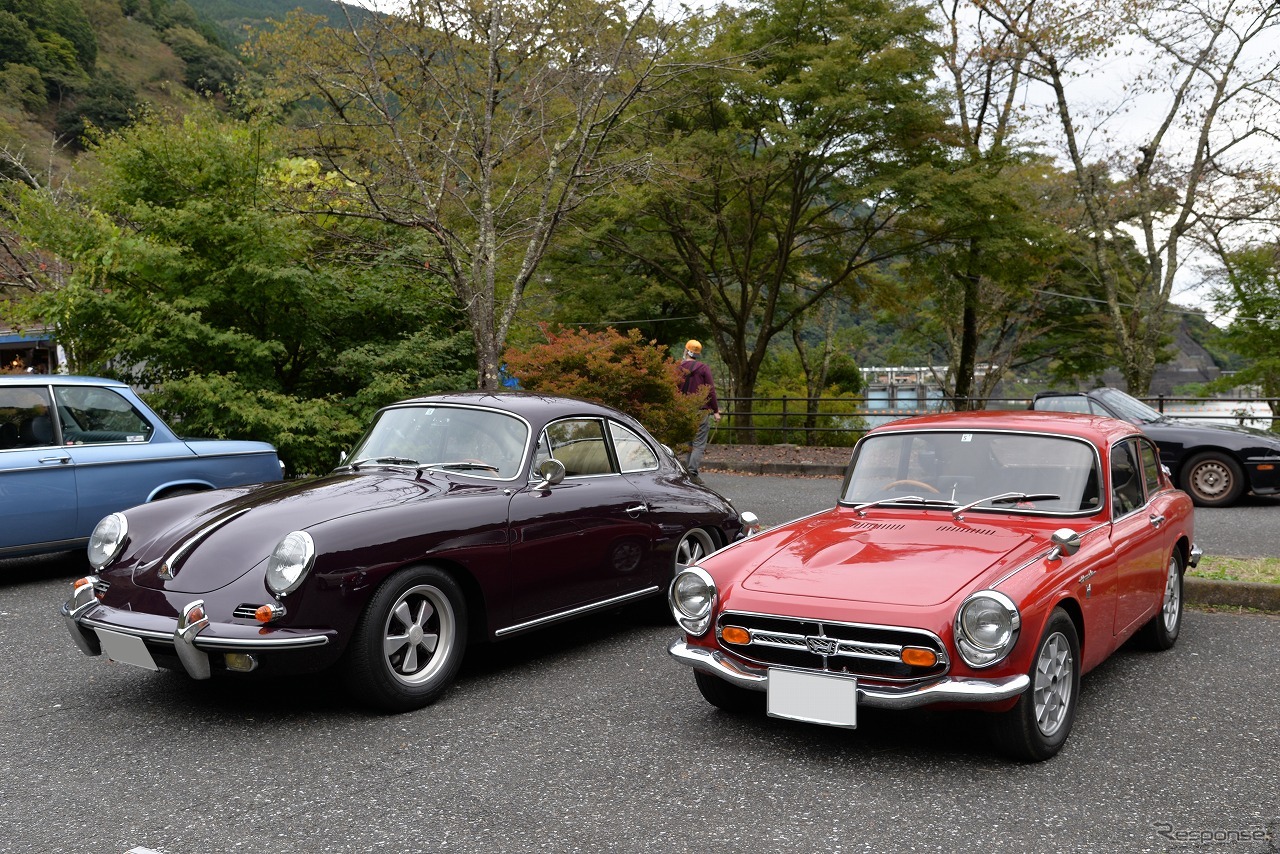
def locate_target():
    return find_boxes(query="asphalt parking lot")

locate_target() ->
[0,475,1277,853]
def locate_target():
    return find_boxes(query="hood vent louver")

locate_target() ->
[936,524,997,535]
[851,521,906,531]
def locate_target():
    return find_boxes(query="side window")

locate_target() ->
[1035,395,1092,414]
[0,386,56,450]
[609,422,658,473]
[545,419,616,477]
[1138,440,1162,495]
[53,386,154,445]
[1110,440,1145,518]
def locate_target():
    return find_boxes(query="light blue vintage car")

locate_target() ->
[1,375,282,559]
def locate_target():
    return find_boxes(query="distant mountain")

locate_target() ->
[187,0,359,43]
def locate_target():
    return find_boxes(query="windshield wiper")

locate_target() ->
[421,461,501,473]
[343,456,421,470]
[952,492,1061,520]
[850,495,958,517]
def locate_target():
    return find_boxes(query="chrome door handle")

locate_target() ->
[38,455,71,465]
[625,504,648,516]
[1149,514,1166,528]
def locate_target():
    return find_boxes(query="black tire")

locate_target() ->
[1136,551,1184,651]
[992,609,1080,762]
[342,565,468,713]
[1181,451,1245,507]
[695,671,765,715]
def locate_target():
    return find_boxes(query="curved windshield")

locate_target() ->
[344,405,529,479]
[841,430,1102,514]
[1094,388,1166,424]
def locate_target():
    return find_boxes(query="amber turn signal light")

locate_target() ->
[187,605,205,623]
[721,626,750,645]
[901,646,938,667]
[255,604,284,623]
[73,577,93,592]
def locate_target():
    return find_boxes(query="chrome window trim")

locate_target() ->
[371,402,533,483]
[837,427,1105,517]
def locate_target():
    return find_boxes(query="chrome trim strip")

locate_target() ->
[495,586,660,637]
[668,640,1030,708]
[1,537,88,557]
[991,521,1110,589]
[154,508,252,578]
[69,613,331,650]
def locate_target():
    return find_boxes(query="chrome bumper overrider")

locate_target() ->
[668,639,1030,709]
[61,576,330,681]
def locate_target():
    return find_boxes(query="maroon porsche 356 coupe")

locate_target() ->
[62,392,756,711]
[668,410,1199,760]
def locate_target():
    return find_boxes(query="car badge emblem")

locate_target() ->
[806,637,838,656]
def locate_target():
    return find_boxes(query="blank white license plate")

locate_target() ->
[96,629,159,671]
[767,668,858,728]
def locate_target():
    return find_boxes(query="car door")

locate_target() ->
[505,417,654,626]
[0,384,78,554]
[52,384,190,535]
[1109,437,1168,638]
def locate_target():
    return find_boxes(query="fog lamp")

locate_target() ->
[224,653,258,673]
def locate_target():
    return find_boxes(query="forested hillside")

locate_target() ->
[0,0,345,168]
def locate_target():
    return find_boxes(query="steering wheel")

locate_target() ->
[883,478,940,494]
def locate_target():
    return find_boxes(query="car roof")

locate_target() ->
[0,375,130,388]
[869,408,1141,446]
[389,391,638,424]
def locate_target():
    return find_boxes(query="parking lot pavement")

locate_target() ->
[1,557,1278,854]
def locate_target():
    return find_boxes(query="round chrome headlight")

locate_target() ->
[87,513,129,570]
[669,567,717,636]
[265,531,315,596]
[954,590,1021,668]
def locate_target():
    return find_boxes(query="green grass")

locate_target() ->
[1189,555,1280,585]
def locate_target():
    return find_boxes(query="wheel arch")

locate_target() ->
[406,557,490,643]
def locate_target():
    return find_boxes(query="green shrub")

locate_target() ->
[502,325,705,446]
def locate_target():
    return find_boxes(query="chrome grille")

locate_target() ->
[92,579,110,596]
[717,612,949,682]
[232,604,260,620]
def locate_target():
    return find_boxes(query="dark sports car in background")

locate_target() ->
[63,392,757,712]
[1031,388,1280,507]
[669,410,1197,761]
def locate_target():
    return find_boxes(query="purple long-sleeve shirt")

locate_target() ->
[679,359,719,413]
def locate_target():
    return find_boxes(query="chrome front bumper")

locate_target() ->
[61,576,331,680]
[668,639,1030,710]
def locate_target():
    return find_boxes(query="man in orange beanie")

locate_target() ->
[678,339,721,483]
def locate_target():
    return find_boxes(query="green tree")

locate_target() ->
[587,0,947,439]
[1209,245,1280,432]
[5,103,475,472]
[252,0,688,391]
[975,0,1280,394]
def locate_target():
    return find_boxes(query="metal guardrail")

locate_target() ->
[713,394,1280,446]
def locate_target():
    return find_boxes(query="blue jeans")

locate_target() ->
[687,412,713,474]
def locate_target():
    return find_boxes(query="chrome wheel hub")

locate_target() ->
[383,584,455,685]
[1162,558,1181,633]
[1032,631,1073,737]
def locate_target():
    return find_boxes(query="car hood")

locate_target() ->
[732,511,1033,607]
[1160,417,1280,445]
[128,471,448,594]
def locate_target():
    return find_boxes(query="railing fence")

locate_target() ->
[712,395,1280,446]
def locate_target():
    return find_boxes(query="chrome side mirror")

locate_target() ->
[1046,528,1082,562]
[533,458,565,490]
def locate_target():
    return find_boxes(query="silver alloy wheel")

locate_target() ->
[1032,631,1074,737]
[1189,458,1232,499]
[382,583,456,685]
[676,528,715,570]
[1161,555,1181,633]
